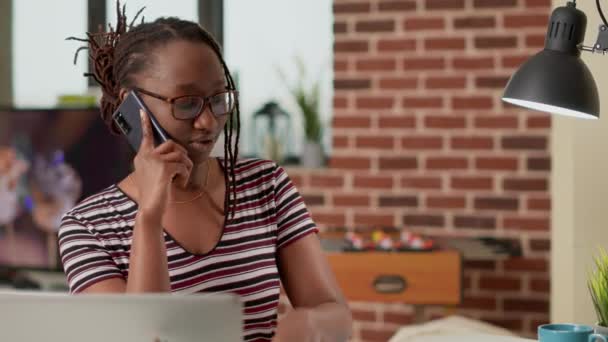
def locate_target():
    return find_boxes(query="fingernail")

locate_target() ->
[140,109,145,120]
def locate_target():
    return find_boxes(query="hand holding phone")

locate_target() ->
[130,109,193,222]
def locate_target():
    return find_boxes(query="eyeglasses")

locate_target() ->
[133,87,238,120]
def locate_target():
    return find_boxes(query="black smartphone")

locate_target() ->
[112,90,170,152]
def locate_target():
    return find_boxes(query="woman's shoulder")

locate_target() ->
[61,184,131,223]
[220,157,284,176]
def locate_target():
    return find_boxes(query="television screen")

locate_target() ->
[0,108,132,270]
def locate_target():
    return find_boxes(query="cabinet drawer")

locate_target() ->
[326,251,462,305]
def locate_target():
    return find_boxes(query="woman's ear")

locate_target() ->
[118,88,128,103]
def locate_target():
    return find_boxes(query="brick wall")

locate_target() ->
[284,0,552,340]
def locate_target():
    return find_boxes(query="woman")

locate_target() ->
[58,4,352,342]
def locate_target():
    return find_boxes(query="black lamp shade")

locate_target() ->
[502,2,599,119]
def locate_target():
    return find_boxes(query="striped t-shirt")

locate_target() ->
[58,158,318,341]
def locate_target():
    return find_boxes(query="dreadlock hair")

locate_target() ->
[67,1,240,224]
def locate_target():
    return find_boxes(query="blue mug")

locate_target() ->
[539,324,607,342]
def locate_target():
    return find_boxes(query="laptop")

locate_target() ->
[0,291,243,342]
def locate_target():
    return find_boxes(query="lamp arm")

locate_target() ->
[579,0,608,53]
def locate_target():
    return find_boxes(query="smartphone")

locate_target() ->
[112,90,170,152]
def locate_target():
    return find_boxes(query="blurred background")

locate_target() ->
[2,1,608,341]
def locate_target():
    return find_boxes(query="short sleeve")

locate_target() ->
[273,165,319,249]
[58,214,125,293]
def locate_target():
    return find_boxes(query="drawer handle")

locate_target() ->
[373,275,407,294]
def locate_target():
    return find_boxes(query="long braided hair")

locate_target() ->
[68,2,240,223]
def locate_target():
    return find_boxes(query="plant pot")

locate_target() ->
[595,324,608,336]
[301,141,323,168]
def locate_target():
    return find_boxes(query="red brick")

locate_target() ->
[351,308,377,322]
[356,96,394,110]
[451,176,493,190]
[333,116,371,129]
[379,77,418,90]
[502,136,547,150]
[479,276,521,291]
[503,178,547,191]
[329,157,371,170]
[454,16,496,28]
[355,19,395,33]
[425,38,466,50]
[384,311,414,325]
[502,55,530,68]
[333,2,371,14]
[476,76,510,89]
[312,212,346,227]
[334,40,369,53]
[333,21,347,34]
[505,14,549,28]
[354,175,394,189]
[426,157,468,170]
[476,157,518,171]
[303,194,325,207]
[403,97,444,109]
[425,116,467,129]
[334,59,348,72]
[530,238,551,251]
[525,0,551,7]
[474,197,519,211]
[378,116,416,129]
[474,0,517,7]
[451,137,494,150]
[333,194,370,207]
[527,157,550,171]
[356,58,397,72]
[530,278,550,293]
[354,213,395,227]
[333,96,348,109]
[475,36,518,49]
[403,214,445,227]
[310,175,344,188]
[426,76,467,89]
[404,17,445,30]
[474,116,519,129]
[379,157,418,170]
[334,78,371,90]
[356,136,395,150]
[404,57,446,70]
[454,216,496,229]
[360,327,400,342]
[504,298,549,313]
[526,34,546,48]
[503,217,550,231]
[527,115,551,129]
[379,196,418,207]
[379,0,417,11]
[377,39,416,52]
[401,136,443,150]
[401,176,442,189]
[452,96,494,110]
[503,258,548,272]
[452,56,494,70]
[460,296,497,310]
[427,196,466,209]
[528,197,551,211]
[464,260,497,270]
[332,135,349,148]
[289,174,305,188]
[426,0,465,10]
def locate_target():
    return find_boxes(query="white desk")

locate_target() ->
[405,334,536,342]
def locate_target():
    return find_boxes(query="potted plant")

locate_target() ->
[589,247,608,337]
[278,58,324,168]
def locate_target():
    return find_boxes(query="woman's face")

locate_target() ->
[126,40,230,164]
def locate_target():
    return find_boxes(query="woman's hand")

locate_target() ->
[272,309,321,342]
[132,109,193,222]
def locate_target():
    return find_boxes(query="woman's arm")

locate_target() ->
[275,233,353,342]
[79,212,170,294]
